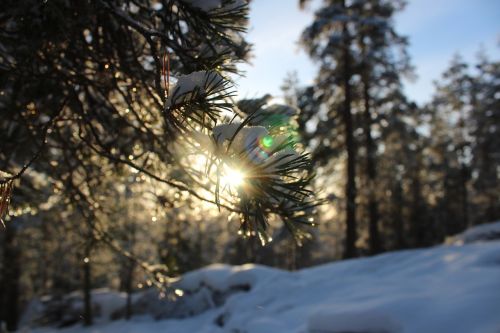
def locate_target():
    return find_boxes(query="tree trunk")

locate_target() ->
[392,178,406,249]
[287,239,297,271]
[460,164,469,229]
[83,242,92,326]
[0,223,20,331]
[410,162,426,247]
[122,222,137,320]
[341,1,357,259]
[125,258,134,320]
[360,38,381,255]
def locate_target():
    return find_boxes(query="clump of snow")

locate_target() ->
[213,123,245,145]
[25,236,500,333]
[165,71,224,109]
[449,221,500,245]
[263,147,300,172]
[118,265,284,322]
[172,263,283,292]
[212,123,268,153]
[173,264,243,291]
[212,123,301,173]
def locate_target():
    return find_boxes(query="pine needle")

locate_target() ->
[0,171,14,228]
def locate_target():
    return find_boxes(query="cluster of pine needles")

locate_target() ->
[0,172,14,227]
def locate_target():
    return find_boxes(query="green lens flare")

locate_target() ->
[261,135,273,148]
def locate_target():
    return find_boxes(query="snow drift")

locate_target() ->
[25,223,500,333]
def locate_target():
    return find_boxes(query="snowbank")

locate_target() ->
[26,229,500,333]
[449,221,500,245]
[20,289,135,328]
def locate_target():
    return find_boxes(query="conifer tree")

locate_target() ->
[0,0,318,328]
[300,0,358,258]
[0,0,317,255]
[300,0,411,256]
[425,56,473,235]
[354,0,412,254]
[469,56,500,224]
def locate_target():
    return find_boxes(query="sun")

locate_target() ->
[221,165,245,188]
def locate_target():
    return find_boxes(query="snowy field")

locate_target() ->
[22,222,500,333]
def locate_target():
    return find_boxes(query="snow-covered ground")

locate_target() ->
[449,221,500,245]
[23,222,500,333]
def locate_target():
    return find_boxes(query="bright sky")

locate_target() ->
[235,0,500,105]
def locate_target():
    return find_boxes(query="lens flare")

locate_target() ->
[261,135,274,149]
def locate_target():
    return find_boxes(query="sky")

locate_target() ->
[234,0,500,105]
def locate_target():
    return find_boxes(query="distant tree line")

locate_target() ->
[296,0,499,257]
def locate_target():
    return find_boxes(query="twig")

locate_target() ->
[0,99,67,185]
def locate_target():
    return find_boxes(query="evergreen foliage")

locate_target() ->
[0,0,317,329]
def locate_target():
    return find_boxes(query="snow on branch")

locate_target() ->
[210,110,317,245]
[165,71,226,109]
[164,70,234,132]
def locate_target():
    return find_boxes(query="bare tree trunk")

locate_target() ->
[360,39,381,255]
[392,179,406,249]
[460,164,469,229]
[341,2,357,259]
[0,223,20,331]
[125,258,134,320]
[410,161,426,247]
[83,241,92,326]
[123,221,137,320]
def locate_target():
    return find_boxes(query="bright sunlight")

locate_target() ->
[221,165,245,188]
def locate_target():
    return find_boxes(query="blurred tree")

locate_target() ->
[425,56,473,236]
[469,56,500,224]
[300,0,412,256]
[300,0,359,258]
[354,0,412,254]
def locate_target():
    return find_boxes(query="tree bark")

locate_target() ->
[341,1,357,259]
[0,223,21,331]
[392,178,406,249]
[360,37,381,255]
[460,163,469,230]
[410,160,426,247]
[83,242,92,326]
[125,258,134,320]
